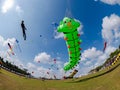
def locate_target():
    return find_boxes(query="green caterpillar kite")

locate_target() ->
[57,17,82,71]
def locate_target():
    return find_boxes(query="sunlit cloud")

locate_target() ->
[1,0,14,13]
[1,0,23,14]
[15,5,23,15]
[34,52,52,64]
[97,0,120,5]
[102,14,120,46]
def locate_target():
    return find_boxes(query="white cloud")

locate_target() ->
[27,62,36,69]
[0,35,64,79]
[0,36,24,69]
[54,30,64,39]
[78,24,84,35]
[102,14,120,46]
[15,5,23,14]
[81,47,102,62]
[25,61,64,79]
[84,61,92,66]
[78,45,116,76]
[34,52,52,64]
[33,52,64,78]
[3,38,16,47]
[100,0,120,5]
[0,35,5,46]
[36,66,58,78]
[74,19,84,35]
[0,36,23,69]
[34,52,63,68]
[105,45,116,54]
[1,0,14,13]
[1,0,23,14]
[77,14,120,76]
[78,65,94,76]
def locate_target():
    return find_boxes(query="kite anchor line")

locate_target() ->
[65,0,73,18]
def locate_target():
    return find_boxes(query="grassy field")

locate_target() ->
[0,61,120,90]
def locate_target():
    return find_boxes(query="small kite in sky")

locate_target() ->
[103,41,107,52]
[52,22,59,29]
[53,59,56,64]
[57,17,82,71]
[47,72,49,75]
[8,43,14,55]
[40,35,42,37]
[16,39,22,52]
[21,20,27,40]
[54,75,56,79]
[32,71,34,74]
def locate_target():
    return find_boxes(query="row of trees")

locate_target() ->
[0,57,31,76]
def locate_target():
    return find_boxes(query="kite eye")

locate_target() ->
[64,21,67,23]
[69,20,71,22]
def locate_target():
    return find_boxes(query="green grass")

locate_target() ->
[0,61,120,90]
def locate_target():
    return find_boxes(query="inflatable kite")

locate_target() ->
[57,17,82,71]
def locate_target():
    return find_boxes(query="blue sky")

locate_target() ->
[0,0,120,78]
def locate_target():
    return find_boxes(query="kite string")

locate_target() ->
[65,0,73,18]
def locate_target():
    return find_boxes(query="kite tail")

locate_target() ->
[64,60,79,71]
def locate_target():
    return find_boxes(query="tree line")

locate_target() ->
[0,57,31,77]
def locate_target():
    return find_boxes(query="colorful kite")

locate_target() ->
[16,39,22,52]
[57,17,82,71]
[8,43,12,50]
[8,43,14,55]
[103,41,107,52]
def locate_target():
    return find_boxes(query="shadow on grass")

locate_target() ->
[70,63,120,83]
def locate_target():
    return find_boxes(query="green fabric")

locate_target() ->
[57,17,82,71]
